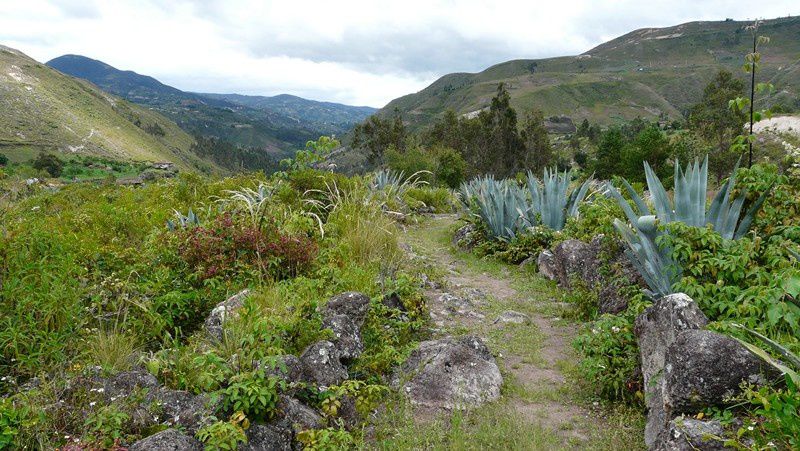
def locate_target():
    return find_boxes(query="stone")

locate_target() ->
[394,336,502,410]
[452,223,478,251]
[381,292,406,312]
[321,292,371,328]
[299,341,348,386]
[101,368,160,400]
[657,417,731,451]
[129,429,202,451]
[536,250,558,281]
[278,397,325,433]
[322,314,364,360]
[205,290,250,341]
[156,390,216,434]
[634,293,708,449]
[259,355,304,384]
[240,422,293,451]
[551,239,598,288]
[493,310,531,325]
[663,330,779,415]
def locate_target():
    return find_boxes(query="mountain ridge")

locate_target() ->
[380,16,800,130]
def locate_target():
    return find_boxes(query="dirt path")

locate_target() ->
[401,214,639,450]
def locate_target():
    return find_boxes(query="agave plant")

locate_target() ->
[463,176,529,241]
[525,168,593,231]
[221,182,276,229]
[370,169,430,193]
[608,156,773,298]
[732,324,800,386]
[166,208,201,231]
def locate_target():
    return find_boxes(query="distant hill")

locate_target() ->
[381,16,800,130]
[47,55,375,154]
[0,45,213,171]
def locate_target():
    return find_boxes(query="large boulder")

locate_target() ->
[299,341,348,387]
[320,292,371,328]
[656,417,732,451]
[394,336,502,410]
[155,390,216,434]
[551,239,599,288]
[240,422,293,451]
[100,368,161,399]
[259,354,304,384]
[129,429,202,451]
[635,293,709,449]
[322,314,363,361]
[278,397,325,433]
[205,290,250,341]
[663,330,778,414]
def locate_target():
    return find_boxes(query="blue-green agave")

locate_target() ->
[525,168,593,231]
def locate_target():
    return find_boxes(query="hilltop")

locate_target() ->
[0,45,212,171]
[47,55,376,154]
[381,16,800,130]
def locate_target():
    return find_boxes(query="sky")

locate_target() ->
[1,1,798,108]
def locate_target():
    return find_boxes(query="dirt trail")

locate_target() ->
[403,214,612,449]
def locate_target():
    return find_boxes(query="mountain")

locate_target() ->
[46,55,375,154]
[201,93,376,135]
[381,16,800,130]
[0,45,212,171]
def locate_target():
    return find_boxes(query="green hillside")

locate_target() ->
[382,17,800,129]
[0,45,213,171]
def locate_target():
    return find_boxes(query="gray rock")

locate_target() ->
[240,422,293,451]
[657,417,731,451]
[395,336,502,410]
[536,250,558,280]
[259,355,304,383]
[493,310,531,325]
[452,223,478,251]
[278,397,325,433]
[101,368,160,400]
[321,292,371,328]
[634,293,708,449]
[551,239,598,288]
[299,341,348,386]
[156,390,216,434]
[129,429,202,451]
[663,330,779,415]
[322,314,364,360]
[205,290,250,341]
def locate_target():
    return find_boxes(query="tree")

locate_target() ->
[577,118,590,137]
[478,83,525,176]
[351,109,407,165]
[621,126,672,182]
[32,152,64,177]
[592,128,624,179]
[0,153,7,166]
[689,70,747,178]
[520,110,552,173]
[434,146,467,188]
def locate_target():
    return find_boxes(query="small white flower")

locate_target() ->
[611,326,621,333]
[592,328,599,334]
[747,425,754,431]
[89,401,96,407]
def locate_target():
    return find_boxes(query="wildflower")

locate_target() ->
[591,328,599,334]
[611,326,621,333]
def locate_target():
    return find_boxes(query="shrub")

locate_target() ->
[402,187,453,213]
[385,147,436,184]
[220,371,283,421]
[32,152,64,177]
[196,413,249,451]
[0,153,8,166]
[434,147,466,188]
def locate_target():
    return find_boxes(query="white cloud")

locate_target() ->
[1,0,798,107]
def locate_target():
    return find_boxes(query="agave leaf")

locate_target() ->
[733,180,774,239]
[733,337,800,386]
[645,161,673,221]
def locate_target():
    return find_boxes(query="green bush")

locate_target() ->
[434,147,467,188]
[385,146,436,184]
[220,371,283,421]
[402,187,453,213]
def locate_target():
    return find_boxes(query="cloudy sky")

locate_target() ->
[1,1,798,107]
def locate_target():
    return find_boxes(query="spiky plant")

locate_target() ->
[525,168,593,231]
[222,183,276,229]
[469,176,529,241]
[608,156,772,298]
[166,208,201,231]
[732,324,800,386]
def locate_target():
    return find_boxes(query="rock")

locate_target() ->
[460,287,488,304]
[419,273,442,290]
[663,330,779,415]
[381,292,406,312]
[337,394,360,429]
[493,310,531,325]
[259,355,304,384]
[129,429,202,451]
[635,293,708,449]
[551,239,599,288]
[278,397,325,433]
[657,417,731,451]
[205,290,250,341]
[101,368,160,400]
[322,314,364,360]
[598,283,629,315]
[156,390,216,434]
[240,422,293,451]
[321,292,371,328]
[452,223,478,251]
[536,250,558,280]
[299,341,348,386]
[395,336,502,409]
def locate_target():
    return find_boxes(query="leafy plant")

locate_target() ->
[296,427,354,450]
[196,412,249,451]
[84,405,130,448]
[219,371,283,421]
